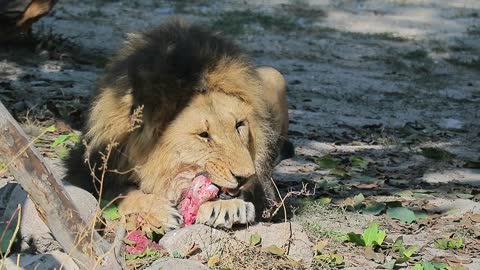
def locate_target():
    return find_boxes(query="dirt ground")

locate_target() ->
[1,0,479,269]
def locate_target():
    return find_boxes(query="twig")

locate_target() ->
[0,205,21,270]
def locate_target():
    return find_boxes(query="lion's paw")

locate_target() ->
[118,191,183,231]
[195,199,255,228]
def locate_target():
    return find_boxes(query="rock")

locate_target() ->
[159,224,229,260]
[3,250,79,270]
[144,258,209,270]
[1,184,98,253]
[422,168,480,187]
[233,222,313,264]
[428,198,480,218]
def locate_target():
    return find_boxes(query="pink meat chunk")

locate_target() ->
[178,174,219,225]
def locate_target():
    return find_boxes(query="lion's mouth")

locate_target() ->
[178,173,241,225]
[218,186,241,200]
[195,172,241,200]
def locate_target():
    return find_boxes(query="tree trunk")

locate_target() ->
[0,102,121,269]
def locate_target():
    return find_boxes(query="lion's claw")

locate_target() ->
[195,199,255,228]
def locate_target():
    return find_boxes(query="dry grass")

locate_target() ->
[211,238,308,270]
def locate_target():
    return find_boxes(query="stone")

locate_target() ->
[1,184,98,253]
[233,222,313,264]
[144,258,209,270]
[158,224,229,261]
[3,250,79,270]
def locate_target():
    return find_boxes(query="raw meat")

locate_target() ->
[178,174,219,225]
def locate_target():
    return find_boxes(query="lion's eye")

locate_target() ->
[198,131,210,139]
[236,120,245,130]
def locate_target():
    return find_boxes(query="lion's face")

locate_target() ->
[161,91,257,190]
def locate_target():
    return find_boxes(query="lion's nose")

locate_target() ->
[231,168,255,185]
[232,174,249,185]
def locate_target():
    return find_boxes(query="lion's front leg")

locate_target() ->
[195,199,255,228]
[118,190,183,231]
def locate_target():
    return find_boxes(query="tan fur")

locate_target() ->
[80,37,289,229]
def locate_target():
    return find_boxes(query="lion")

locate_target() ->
[65,19,293,230]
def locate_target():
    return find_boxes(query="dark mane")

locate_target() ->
[104,19,246,124]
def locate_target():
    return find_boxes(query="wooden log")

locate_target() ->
[0,102,122,269]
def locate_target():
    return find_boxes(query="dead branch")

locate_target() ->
[0,102,122,269]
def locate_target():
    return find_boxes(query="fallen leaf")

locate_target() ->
[469,213,480,223]
[317,197,332,204]
[316,155,340,169]
[363,203,386,215]
[383,260,396,269]
[387,207,417,224]
[207,254,221,267]
[455,193,474,199]
[264,245,285,256]
[249,233,262,246]
[364,246,384,263]
[329,168,350,177]
[386,179,409,187]
[354,193,365,205]
[420,147,455,161]
[313,239,329,254]
[414,211,429,220]
[350,156,370,169]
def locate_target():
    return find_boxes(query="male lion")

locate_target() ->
[66,20,293,230]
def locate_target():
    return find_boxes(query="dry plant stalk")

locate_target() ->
[0,102,122,269]
[269,179,315,255]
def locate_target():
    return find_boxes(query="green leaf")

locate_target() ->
[414,211,429,220]
[101,203,121,220]
[51,132,79,148]
[346,232,365,246]
[0,227,15,253]
[264,245,285,256]
[375,230,386,246]
[329,168,350,177]
[332,254,344,265]
[317,197,332,205]
[403,245,418,257]
[316,155,339,169]
[387,207,417,224]
[350,156,369,169]
[422,262,435,270]
[172,250,182,258]
[363,203,386,215]
[249,233,262,246]
[434,238,463,250]
[51,134,70,148]
[362,224,378,246]
[413,263,424,270]
[421,147,455,161]
[45,124,56,133]
[362,223,386,246]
